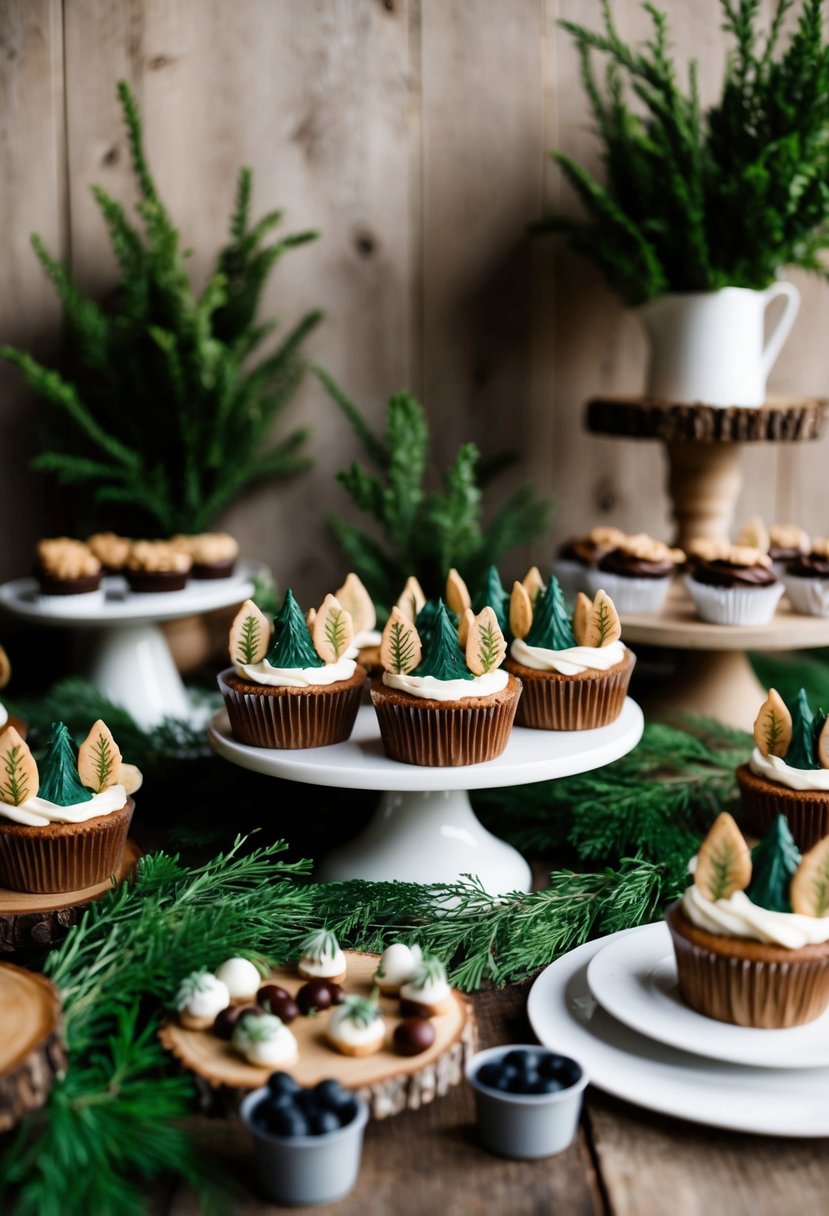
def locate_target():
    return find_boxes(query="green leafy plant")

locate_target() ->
[539,0,829,304]
[316,368,553,609]
[1,81,321,536]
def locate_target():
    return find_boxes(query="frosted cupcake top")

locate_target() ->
[229,592,357,688]
[681,812,829,949]
[36,538,101,580]
[748,687,829,793]
[686,540,776,587]
[509,573,626,676]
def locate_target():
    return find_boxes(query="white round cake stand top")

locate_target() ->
[0,565,257,730]
[208,699,644,895]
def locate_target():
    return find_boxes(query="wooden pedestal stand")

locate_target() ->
[0,963,65,1130]
[585,396,829,729]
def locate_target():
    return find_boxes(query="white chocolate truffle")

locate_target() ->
[373,942,422,993]
[175,970,230,1021]
[297,928,347,981]
[326,996,385,1056]
[232,1013,298,1067]
[215,957,260,1002]
[400,957,452,1014]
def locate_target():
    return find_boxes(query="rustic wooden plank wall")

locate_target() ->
[1,0,828,596]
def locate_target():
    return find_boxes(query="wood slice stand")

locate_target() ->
[0,962,65,1131]
[0,839,141,954]
[160,950,476,1120]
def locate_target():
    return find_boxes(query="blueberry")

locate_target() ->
[539,1053,581,1087]
[503,1049,532,1070]
[528,1075,565,1094]
[295,1088,320,1113]
[308,1108,341,1136]
[267,1071,300,1099]
[251,1097,272,1127]
[335,1096,359,1127]
[313,1079,349,1110]
[476,1061,504,1090]
[269,1105,310,1137]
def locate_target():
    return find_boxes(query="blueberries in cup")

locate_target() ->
[475,1049,581,1096]
[253,1074,359,1138]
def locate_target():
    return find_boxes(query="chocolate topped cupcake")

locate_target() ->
[125,540,192,593]
[584,533,684,613]
[685,541,783,624]
[552,526,627,602]
[784,537,829,616]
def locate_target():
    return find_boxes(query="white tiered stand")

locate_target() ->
[208,698,644,896]
[0,564,257,729]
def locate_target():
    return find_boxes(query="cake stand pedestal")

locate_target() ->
[0,565,257,729]
[208,699,644,895]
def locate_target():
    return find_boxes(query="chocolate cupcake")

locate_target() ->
[686,541,783,624]
[35,538,103,602]
[219,592,366,749]
[504,574,634,730]
[552,526,627,603]
[173,533,239,580]
[667,812,829,1028]
[585,533,684,614]
[783,537,829,617]
[371,599,520,766]
[86,532,132,575]
[125,540,191,593]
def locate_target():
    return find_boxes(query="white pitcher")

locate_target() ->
[636,283,800,407]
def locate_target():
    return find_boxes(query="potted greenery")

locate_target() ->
[541,0,829,406]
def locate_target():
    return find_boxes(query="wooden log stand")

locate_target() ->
[0,963,65,1131]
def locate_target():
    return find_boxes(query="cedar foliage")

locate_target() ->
[540,0,829,304]
[1,81,321,535]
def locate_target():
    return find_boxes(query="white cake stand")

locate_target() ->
[0,564,257,729]
[208,698,644,895]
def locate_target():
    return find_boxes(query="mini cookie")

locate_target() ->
[297,928,347,984]
[325,994,385,1057]
[232,1011,298,1067]
[399,956,452,1017]
[175,969,230,1031]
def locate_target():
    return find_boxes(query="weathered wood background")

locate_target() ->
[1,0,828,596]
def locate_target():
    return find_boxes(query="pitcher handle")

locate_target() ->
[761,281,800,382]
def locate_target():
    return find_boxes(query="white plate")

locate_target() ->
[586,922,829,1070]
[527,930,829,1136]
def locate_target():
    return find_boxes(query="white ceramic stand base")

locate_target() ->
[209,699,644,894]
[0,567,256,729]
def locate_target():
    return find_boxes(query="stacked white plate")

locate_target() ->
[526,922,829,1136]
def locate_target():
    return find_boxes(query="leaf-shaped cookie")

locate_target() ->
[695,812,752,901]
[78,720,122,793]
[457,607,475,649]
[753,688,792,758]
[466,607,507,675]
[572,592,593,646]
[446,568,471,617]
[312,594,354,663]
[0,727,38,806]
[736,516,770,554]
[522,566,545,606]
[790,837,829,917]
[118,762,144,796]
[381,607,422,675]
[0,644,10,690]
[306,607,317,630]
[228,599,270,666]
[581,589,621,648]
[396,577,426,623]
[510,581,533,640]
[334,572,375,635]
[818,717,829,770]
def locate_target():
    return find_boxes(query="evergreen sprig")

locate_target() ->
[1,81,321,535]
[539,0,829,303]
[316,368,553,610]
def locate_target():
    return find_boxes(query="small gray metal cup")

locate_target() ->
[466,1045,588,1160]
[240,1086,369,1206]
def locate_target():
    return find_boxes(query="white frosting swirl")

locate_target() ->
[682,885,829,949]
[0,785,127,827]
[233,1015,298,1066]
[299,947,346,979]
[749,746,829,792]
[327,1006,385,1048]
[510,638,626,676]
[354,629,382,649]
[0,703,8,728]
[400,976,451,1007]
[381,669,508,702]
[177,973,230,1020]
[236,656,356,688]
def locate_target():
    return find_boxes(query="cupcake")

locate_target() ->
[553,526,627,603]
[0,719,140,893]
[685,541,783,625]
[666,812,829,1028]
[218,592,366,749]
[736,518,810,579]
[86,532,131,574]
[35,538,103,602]
[370,599,520,766]
[125,540,192,593]
[736,687,829,851]
[585,533,684,613]
[335,573,382,675]
[173,533,239,580]
[783,537,829,617]
[504,575,634,730]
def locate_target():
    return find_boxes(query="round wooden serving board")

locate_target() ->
[0,839,142,954]
[0,962,65,1131]
[160,951,477,1119]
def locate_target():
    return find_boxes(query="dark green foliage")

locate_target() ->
[748,815,801,912]
[415,600,457,650]
[472,565,510,635]
[785,687,826,768]
[413,600,473,681]
[1,81,320,536]
[316,368,552,612]
[539,1,829,304]
[266,589,322,669]
[38,722,93,807]
[752,649,829,709]
[525,575,577,650]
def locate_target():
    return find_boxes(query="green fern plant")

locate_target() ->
[316,368,553,610]
[539,0,829,305]
[1,81,322,535]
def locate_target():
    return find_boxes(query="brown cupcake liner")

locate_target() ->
[0,798,134,894]
[666,903,829,1028]
[218,668,366,749]
[736,764,829,851]
[505,649,635,731]
[371,679,521,767]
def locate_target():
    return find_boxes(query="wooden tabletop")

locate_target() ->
[155,981,829,1216]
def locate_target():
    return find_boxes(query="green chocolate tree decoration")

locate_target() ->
[38,723,93,806]
[785,688,826,769]
[413,601,473,682]
[266,590,323,669]
[472,565,509,636]
[415,600,457,651]
[747,815,802,914]
[525,575,576,650]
